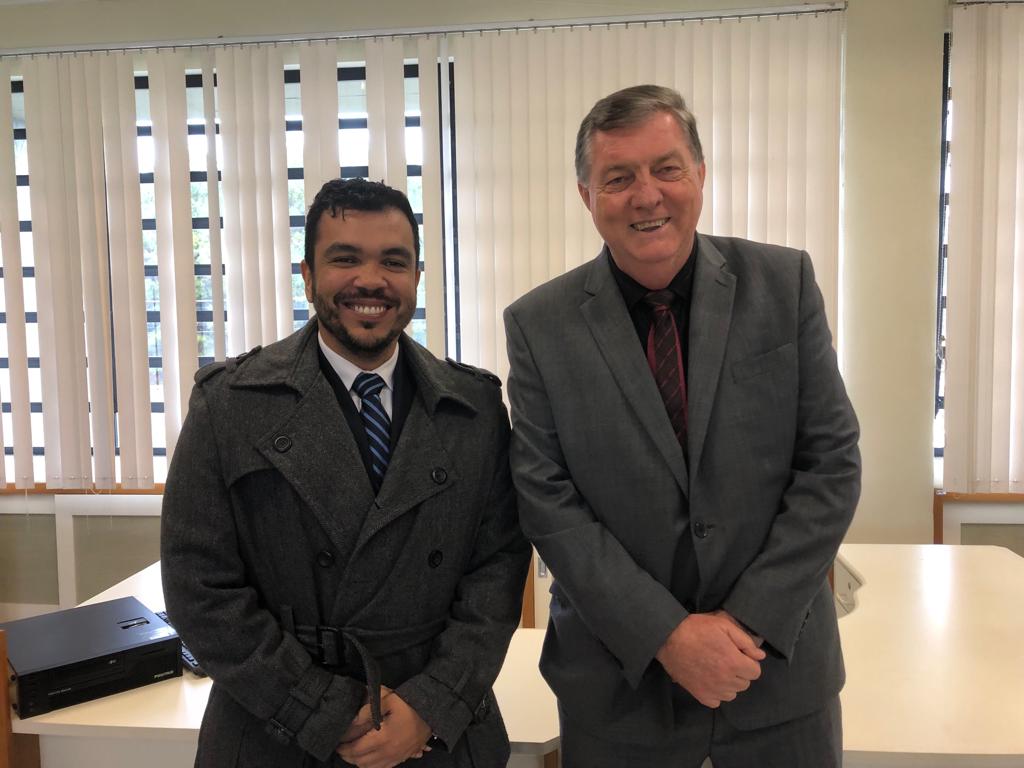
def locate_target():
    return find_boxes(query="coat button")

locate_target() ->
[428,550,444,568]
[430,467,447,484]
[273,435,292,453]
[693,521,709,539]
[316,550,335,568]
[475,696,490,718]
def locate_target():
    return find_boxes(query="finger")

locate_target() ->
[724,622,766,658]
[735,654,763,681]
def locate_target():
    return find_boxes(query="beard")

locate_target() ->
[311,284,413,362]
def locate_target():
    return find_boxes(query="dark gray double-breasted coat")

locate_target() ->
[161,322,531,767]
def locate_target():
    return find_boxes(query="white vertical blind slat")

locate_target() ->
[101,52,153,488]
[265,47,292,343]
[365,39,408,193]
[216,48,244,355]
[0,60,31,487]
[201,53,226,361]
[73,53,115,488]
[252,48,275,344]
[299,42,340,202]
[451,35,478,364]
[148,50,198,457]
[417,37,445,357]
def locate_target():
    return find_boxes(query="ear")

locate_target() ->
[697,161,707,188]
[577,181,593,213]
[300,260,314,305]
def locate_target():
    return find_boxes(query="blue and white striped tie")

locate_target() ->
[352,372,391,491]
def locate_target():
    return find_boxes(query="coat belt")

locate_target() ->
[291,618,447,729]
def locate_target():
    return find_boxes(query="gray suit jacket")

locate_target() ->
[504,235,860,743]
[161,322,530,767]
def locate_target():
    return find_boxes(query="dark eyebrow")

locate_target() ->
[322,242,361,256]
[322,242,414,261]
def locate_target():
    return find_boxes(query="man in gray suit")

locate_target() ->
[504,85,861,766]
[162,178,530,768]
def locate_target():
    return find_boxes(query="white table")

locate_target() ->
[10,562,558,768]
[837,544,1024,767]
[12,546,1024,767]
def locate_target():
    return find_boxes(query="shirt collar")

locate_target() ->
[608,238,698,310]
[316,331,399,394]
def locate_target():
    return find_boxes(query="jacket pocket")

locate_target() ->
[731,342,795,382]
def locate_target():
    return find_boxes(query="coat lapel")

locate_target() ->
[347,335,476,558]
[687,235,736,478]
[233,322,376,563]
[580,251,689,495]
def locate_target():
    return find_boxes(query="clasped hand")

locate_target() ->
[656,610,766,709]
[337,686,433,768]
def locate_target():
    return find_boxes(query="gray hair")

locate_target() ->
[574,84,704,183]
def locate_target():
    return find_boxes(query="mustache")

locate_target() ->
[332,288,397,306]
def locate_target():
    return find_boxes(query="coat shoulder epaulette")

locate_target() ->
[445,358,502,388]
[194,345,263,385]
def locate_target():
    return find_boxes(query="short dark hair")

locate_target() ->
[304,178,420,270]
[575,84,704,183]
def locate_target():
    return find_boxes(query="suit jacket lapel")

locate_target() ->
[580,251,689,495]
[687,235,736,478]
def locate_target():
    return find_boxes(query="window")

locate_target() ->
[1,53,439,485]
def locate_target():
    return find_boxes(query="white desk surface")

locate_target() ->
[11,545,1024,766]
[838,543,1024,766]
[11,561,559,754]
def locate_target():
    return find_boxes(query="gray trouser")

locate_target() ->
[559,696,842,768]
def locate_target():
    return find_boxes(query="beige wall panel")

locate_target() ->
[961,525,1024,559]
[73,515,161,603]
[841,0,945,543]
[0,513,59,604]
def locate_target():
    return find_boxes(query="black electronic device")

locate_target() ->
[154,610,206,677]
[0,595,182,718]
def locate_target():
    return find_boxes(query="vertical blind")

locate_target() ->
[945,3,1024,494]
[0,39,426,487]
[0,11,843,488]
[449,13,843,381]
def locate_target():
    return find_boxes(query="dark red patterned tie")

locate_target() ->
[644,290,688,451]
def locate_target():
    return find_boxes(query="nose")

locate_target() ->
[630,172,662,209]
[351,263,388,290]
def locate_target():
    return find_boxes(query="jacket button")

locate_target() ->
[693,521,709,539]
[273,435,292,453]
[428,550,443,568]
[430,467,447,484]
[316,550,335,568]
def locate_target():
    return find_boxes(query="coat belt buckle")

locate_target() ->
[315,625,343,666]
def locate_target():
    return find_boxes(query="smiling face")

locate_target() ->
[578,110,706,289]
[301,207,420,370]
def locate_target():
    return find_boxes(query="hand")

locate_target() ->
[656,612,766,709]
[337,690,433,768]
[714,609,765,649]
[340,685,394,744]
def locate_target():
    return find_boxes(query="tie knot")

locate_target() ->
[352,372,386,399]
[643,290,675,311]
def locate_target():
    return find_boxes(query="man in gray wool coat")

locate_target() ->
[161,178,531,768]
